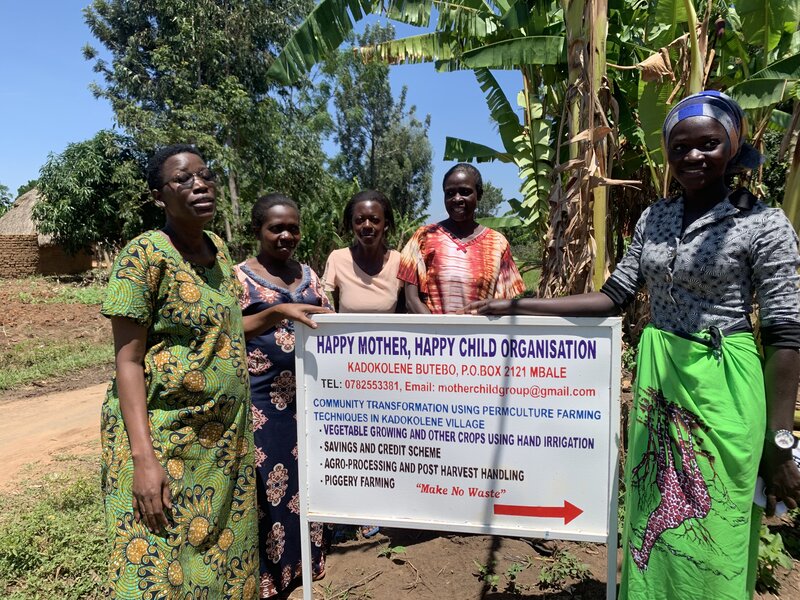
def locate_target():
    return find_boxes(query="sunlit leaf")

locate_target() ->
[358,33,456,64]
[267,0,377,84]
[443,137,513,162]
[461,36,566,69]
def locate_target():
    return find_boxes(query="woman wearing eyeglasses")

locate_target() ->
[100,144,259,598]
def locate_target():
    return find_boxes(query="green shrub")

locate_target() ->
[757,524,793,593]
[0,472,107,599]
[537,549,590,589]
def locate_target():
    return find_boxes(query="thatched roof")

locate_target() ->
[0,189,53,245]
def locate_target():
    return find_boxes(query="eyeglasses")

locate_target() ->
[164,169,217,189]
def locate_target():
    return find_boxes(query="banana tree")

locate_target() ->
[269,0,622,294]
[268,0,566,238]
[610,0,800,195]
[269,0,800,294]
[723,2,800,232]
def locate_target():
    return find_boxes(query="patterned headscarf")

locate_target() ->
[662,90,763,172]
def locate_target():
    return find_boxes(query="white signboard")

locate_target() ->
[295,314,621,598]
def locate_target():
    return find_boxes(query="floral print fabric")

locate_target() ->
[101,230,258,599]
[234,262,331,598]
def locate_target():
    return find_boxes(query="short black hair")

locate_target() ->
[443,163,483,199]
[146,144,205,190]
[251,193,299,233]
[343,189,395,233]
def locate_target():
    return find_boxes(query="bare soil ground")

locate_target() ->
[0,277,797,599]
[0,277,113,402]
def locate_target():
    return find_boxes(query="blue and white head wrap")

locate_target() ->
[662,90,763,172]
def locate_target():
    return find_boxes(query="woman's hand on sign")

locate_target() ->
[459,299,507,315]
[273,303,332,329]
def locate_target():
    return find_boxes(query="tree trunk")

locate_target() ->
[228,170,240,227]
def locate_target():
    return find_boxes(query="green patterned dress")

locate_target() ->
[101,230,258,599]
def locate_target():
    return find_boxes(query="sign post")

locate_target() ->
[295,314,622,599]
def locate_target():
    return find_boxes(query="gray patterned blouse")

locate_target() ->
[601,193,800,347]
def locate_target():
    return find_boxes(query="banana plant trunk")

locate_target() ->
[539,0,610,296]
[782,102,800,233]
[590,0,609,291]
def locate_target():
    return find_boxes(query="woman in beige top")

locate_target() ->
[323,189,404,313]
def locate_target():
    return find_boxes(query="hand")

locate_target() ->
[459,299,505,315]
[275,303,332,328]
[132,455,172,533]
[761,447,800,516]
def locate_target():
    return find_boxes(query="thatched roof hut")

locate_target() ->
[0,189,92,277]
[0,189,52,243]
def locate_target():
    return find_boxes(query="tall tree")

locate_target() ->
[476,181,505,218]
[16,180,38,197]
[82,0,329,248]
[327,24,432,218]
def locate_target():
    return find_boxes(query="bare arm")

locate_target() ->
[404,283,431,314]
[242,304,333,340]
[111,316,171,533]
[461,292,620,317]
[761,346,800,514]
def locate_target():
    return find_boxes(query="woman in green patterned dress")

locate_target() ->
[101,144,259,599]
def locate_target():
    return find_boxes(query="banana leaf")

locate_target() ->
[359,32,456,65]
[444,137,514,162]
[474,68,522,150]
[460,36,566,68]
[267,0,377,84]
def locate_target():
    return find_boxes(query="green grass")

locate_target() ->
[14,280,107,305]
[0,468,107,599]
[522,268,541,291]
[0,339,112,390]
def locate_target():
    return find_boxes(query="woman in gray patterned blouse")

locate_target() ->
[464,91,800,600]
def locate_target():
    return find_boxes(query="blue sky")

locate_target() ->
[0,2,523,221]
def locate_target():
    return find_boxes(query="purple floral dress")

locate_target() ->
[234,262,331,598]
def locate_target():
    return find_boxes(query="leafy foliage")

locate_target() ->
[274,0,800,293]
[35,130,157,254]
[15,179,38,197]
[473,559,501,591]
[537,549,590,589]
[0,472,107,599]
[476,181,505,218]
[327,24,432,219]
[294,177,354,273]
[757,524,794,592]
[83,0,332,252]
[0,183,12,217]
[761,129,790,204]
[377,544,407,559]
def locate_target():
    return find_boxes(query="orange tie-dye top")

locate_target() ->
[397,223,525,314]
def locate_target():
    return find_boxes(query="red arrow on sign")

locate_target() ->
[493,500,583,525]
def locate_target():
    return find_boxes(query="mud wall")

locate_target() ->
[0,234,39,277]
[0,236,92,277]
[38,244,92,275]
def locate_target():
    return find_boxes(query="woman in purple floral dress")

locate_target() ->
[234,193,331,598]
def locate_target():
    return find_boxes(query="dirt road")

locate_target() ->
[0,382,106,491]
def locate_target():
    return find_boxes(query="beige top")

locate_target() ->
[322,248,403,313]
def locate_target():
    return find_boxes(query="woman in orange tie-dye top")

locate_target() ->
[398,163,525,313]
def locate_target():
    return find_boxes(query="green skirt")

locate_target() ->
[620,326,764,600]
